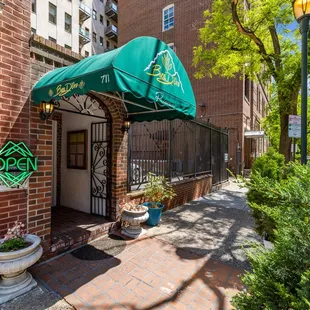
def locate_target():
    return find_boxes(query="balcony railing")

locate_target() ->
[105,2,118,21]
[79,27,90,46]
[105,25,118,42]
[79,1,91,23]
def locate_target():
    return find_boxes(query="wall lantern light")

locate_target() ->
[122,118,131,132]
[0,2,5,15]
[292,0,310,164]
[39,101,55,121]
[199,103,206,117]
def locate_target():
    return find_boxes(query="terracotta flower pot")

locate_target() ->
[0,234,43,304]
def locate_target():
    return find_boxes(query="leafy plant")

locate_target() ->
[232,199,310,309]
[251,147,285,181]
[0,221,27,252]
[144,173,176,207]
[246,162,310,240]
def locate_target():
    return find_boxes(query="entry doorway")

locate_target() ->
[50,94,113,254]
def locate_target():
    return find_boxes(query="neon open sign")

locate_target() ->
[0,142,38,188]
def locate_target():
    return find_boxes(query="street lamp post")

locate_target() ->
[293,0,310,164]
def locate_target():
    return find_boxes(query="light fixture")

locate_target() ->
[292,0,310,164]
[0,2,5,15]
[39,100,55,121]
[122,118,131,132]
[293,0,310,20]
[199,103,206,117]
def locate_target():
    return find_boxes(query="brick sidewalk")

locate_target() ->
[31,235,245,310]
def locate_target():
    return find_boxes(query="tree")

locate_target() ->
[193,0,301,161]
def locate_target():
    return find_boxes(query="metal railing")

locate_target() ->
[79,27,90,39]
[105,2,118,13]
[105,24,118,35]
[79,1,91,16]
[128,119,229,191]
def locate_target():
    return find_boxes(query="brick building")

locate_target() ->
[118,0,269,173]
[0,1,222,258]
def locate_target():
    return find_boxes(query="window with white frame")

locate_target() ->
[163,4,174,31]
[65,13,72,33]
[168,42,176,52]
[49,2,57,24]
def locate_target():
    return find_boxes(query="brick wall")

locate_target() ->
[0,0,31,237]
[127,175,213,211]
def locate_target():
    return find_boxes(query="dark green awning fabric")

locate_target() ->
[32,36,196,122]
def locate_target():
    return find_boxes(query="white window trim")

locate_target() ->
[162,4,174,32]
[167,42,176,52]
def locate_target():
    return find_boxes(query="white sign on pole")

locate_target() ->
[288,115,301,138]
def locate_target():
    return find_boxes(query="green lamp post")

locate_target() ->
[293,0,310,164]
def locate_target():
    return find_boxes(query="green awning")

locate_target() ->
[32,36,196,122]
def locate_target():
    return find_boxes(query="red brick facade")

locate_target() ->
[0,0,32,237]
[118,0,268,172]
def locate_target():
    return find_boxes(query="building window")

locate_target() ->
[48,36,57,43]
[168,42,176,52]
[67,130,87,169]
[107,19,110,26]
[163,4,174,31]
[100,36,103,46]
[65,44,71,50]
[31,28,36,34]
[92,9,97,20]
[85,51,89,57]
[100,14,103,24]
[49,2,57,24]
[32,0,36,13]
[92,32,97,42]
[106,40,110,48]
[65,13,72,33]
[85,27,89,37]
[244,75,250,102]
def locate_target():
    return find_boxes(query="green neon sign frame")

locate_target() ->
[0,141,38,188]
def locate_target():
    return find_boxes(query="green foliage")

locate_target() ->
[144,173,176,206]
[247,162,310,239]
[232,201,310,309]
[193,0,302,159]
[0,237,26,252]
[251,147,285,180]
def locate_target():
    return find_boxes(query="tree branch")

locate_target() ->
[231,0,278,79]
[269,25,281,70]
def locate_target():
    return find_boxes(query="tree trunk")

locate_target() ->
[278,90,299,162]
[279,113,291,162]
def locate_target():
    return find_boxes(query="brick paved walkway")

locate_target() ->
[32,235,244,310]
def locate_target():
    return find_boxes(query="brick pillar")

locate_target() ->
[92,93,128,221]
[0,0,32,237]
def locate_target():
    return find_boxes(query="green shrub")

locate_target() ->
[247,159,310,239]
[232,203,310,309]
[251,147,285,181]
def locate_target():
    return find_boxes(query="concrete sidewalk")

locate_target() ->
[1,181,259,310]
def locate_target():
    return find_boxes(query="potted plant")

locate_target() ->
[0,221,43,304]
[143,174,176,226]
[120,200,149,239]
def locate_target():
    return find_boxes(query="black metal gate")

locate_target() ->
[90,121,111,217]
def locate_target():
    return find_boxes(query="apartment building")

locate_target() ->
[119,0,268,173]
[31,0,118,56]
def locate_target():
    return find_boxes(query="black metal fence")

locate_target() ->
[128,119,229,191]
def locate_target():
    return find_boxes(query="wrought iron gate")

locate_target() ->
[91,121,111,217]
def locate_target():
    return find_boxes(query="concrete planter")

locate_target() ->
[0,234,43,304]
[121,206,149,239]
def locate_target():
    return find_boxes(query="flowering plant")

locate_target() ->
[0,221,27,252]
